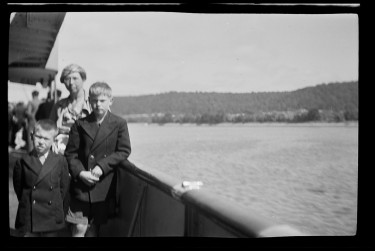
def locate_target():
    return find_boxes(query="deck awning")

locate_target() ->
[8,12,66,86]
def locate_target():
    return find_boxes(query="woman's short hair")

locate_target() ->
[89,82,112,98]
[60,64,87,83]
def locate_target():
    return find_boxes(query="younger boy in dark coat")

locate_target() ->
[13,119,70,237]
[64,82,131,237]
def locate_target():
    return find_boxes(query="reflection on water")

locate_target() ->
[127,123,358,236]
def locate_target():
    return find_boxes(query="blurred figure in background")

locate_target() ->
[25,90,42,151]
[9,102,31,150]
[9,102,15,147]
[35,89,62,121]
[26,90,41,123]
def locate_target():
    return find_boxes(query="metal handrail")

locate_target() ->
[118,159,306,237]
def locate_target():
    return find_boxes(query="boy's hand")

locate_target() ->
[79,171,99,186]
[91,165,103,178]
[52,134,69,154]
[51,142,58,154]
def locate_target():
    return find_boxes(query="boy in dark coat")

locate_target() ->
[64,82,131,237]
[13,119,70,237]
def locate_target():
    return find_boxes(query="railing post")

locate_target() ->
[128,184,147,237]
[184,205,196,237]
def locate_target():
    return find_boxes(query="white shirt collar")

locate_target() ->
[37,150,49,159]
[96,111,108,126]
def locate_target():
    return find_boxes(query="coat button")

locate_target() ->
[89,155,94,160]
[48,201,52,205]
[33,186,36,190]
[49,186,53,191]
[33,200,36,204]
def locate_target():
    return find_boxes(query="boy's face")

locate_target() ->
[89,94,113,118]
[32,128,56,155]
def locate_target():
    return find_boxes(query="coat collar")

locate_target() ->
[24,150,42,177]
[81,112,117,152]
[24,150,60,184]
[80,112,100,140]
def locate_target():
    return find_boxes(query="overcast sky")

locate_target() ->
[51,11,358,98]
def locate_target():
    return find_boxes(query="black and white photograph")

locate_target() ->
[7,2,363,248]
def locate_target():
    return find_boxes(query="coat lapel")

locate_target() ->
[81,113,100,141]
[90,112,116,153]
[23,150,43,178]
[35,151,59,184]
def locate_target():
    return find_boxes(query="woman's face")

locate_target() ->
[63,71,84,95]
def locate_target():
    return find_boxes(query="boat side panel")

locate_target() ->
[100,166,146,237]
[100,160,304,237]
[141,185,185,236]
[101,164,236,237]
[185,206,236,237]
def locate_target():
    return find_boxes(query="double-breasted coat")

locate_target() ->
[13,150,70,233]
[64,112,131,203]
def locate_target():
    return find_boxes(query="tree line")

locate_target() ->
[111,81,358,124]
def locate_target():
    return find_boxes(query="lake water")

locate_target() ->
[126,122,358,236]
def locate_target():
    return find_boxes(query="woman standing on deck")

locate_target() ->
[49,64,91,154]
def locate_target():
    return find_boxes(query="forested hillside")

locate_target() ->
[111,81,358,123]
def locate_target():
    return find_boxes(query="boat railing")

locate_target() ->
[99,159,306,237]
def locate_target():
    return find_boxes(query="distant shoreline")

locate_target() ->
[127,121,359,127]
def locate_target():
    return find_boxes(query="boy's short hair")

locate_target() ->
[89,82,112,98]
[34,119,58,137]
[60,64,87,83]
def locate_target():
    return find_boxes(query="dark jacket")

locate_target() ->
[13,150,70,233]
[64,112,131,203]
